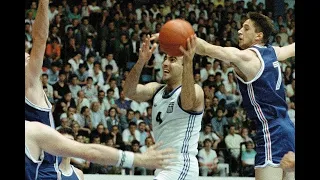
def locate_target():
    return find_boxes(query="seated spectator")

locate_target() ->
[122,122,141,150]
[106,125,125,150]
[199,124,221,149]
[225,124,244,174]
[90,123,109,144]
[241,141,256,177]
[198,139,228,177]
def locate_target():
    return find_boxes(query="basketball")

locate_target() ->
[159,19,195,57]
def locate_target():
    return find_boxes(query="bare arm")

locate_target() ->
[123,35,162,102]
[26,0,49,81]
[196,37,254,64]
[26,121,173,169]
[273,43,295,61]
[179,35,204,112]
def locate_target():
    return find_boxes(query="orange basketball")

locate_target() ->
[159,19,195,57]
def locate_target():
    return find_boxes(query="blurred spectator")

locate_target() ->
[75,63,89,87]
[80,18,98,47]
[199,124,221,149]
[53,91,76,126]
[200,62,214,83]
[48,3,59,23]
[68,50,84,73]
[81,77,98,102]
[227,109,243,134]
[41,74,54,103]
[225,124,244,174]
[90,102,106,129]
[90,123,109,143]
[107,125,125,150]
[101,53,119,75]
[283,66,294,86]
[26,1,37,19]
[53,71,71,101]
[105,107,121,131]
[115,90,132,116]
[90,62,105,88]
[198,138,228,176]
[97,90,111,114]
[211,107,228,139]
[286,78,295,101]
[74,106,92,136]
[122,121,141,150]
[75,91,91,114]
[241,141,256,177]
[45,37,62,65]
[130,100,149,117]
[68,5,82,23]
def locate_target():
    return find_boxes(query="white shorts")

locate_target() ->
[153,154,199,180]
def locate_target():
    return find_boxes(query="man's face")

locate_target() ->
[238,19,259,49]
[162,55,183,82]
[132,143,140,152]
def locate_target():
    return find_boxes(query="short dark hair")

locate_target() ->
[247,12,274,44]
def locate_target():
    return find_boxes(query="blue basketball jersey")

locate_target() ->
[25,146,43,180]
[60,165,81,180]
[234,44,295,167]
[25,96,61,179]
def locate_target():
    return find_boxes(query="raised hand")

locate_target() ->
[150,33,159,42]
[137,141,176,169]
[139,35,157,62]
[179,34,197,62]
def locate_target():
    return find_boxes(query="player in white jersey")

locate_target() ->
[124,34,204,180]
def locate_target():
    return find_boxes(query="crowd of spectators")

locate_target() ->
[25,0,295,177]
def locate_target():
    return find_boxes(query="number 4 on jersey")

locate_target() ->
[156,112,163,124]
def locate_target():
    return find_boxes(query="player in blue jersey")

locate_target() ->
[193,12,295,180]
[25,120,174,180]
[57,128,84,180]
[25,0,62,179]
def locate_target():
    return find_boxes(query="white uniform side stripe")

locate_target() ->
[247,84,272,162]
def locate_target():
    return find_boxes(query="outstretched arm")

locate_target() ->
[196,37,256,64]
[26,0,49,80]
[26,121,174,170]
[123,35,162,102]
[151,33,255,64]
[179,35,204,112]
[273,43,295,61]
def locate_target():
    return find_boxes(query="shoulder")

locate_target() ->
[73,166,84,180]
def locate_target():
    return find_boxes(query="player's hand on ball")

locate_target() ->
[139,35,157,62]
[280,151,295,172]
[150,33,159,42]
[179,34,197,61]
[138,141,175,169]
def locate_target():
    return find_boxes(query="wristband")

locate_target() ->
[116,150,134,168]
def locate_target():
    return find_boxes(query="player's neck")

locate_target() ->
[59,158,72,172]
[165,81,181,92]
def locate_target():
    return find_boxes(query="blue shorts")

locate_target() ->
[254,115,295,168]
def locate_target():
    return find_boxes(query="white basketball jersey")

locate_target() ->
[152,85,203,180]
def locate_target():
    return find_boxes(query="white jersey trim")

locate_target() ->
[25,90,52,112]
[234,47,265,84]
